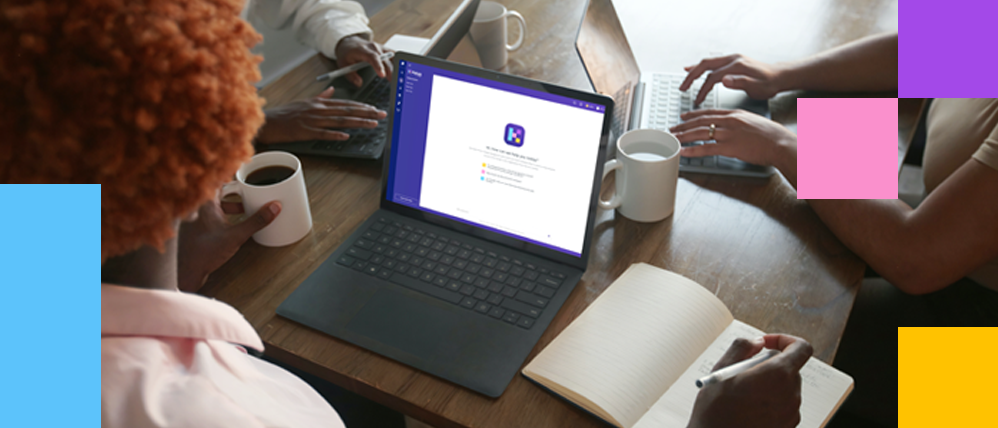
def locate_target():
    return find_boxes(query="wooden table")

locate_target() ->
[203,1,900,427]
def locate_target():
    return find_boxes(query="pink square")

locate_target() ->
[797,98,898,199]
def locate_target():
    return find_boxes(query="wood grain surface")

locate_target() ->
[204,1,904,427]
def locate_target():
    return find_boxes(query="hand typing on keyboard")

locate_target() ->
[679,54,784,106]
[256,86,388,145]
[669,108,797,169]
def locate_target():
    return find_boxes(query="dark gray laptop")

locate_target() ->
[264,0,481,160]
[277,52,613,397]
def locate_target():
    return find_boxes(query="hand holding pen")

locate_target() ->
[324,35,395,87]
[687,334,813,428]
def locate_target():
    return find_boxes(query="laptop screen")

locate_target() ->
[385,59,607,258]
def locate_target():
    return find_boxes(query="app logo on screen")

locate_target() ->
[504,124,525,147]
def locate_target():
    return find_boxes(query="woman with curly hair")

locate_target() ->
[0,0,365,426]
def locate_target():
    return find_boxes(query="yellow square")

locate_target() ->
[482,163,486,167]
[900,327,998,426]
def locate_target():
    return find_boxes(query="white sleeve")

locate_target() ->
[249,0,373,60]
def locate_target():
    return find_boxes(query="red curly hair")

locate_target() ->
[0,0,265,262]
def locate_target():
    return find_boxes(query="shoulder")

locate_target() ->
[102,336,264,428]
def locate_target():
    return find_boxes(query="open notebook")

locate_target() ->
[522,263,853,428]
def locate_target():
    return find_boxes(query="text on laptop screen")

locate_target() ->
[386,60,606,257]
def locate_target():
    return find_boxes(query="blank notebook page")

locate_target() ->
[523,263,734,428]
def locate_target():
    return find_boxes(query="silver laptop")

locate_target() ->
[575,0,774,177]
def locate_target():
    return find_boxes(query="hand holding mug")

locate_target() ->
[222,151,313,247]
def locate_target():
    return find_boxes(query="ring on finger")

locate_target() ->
[708,123,716,139]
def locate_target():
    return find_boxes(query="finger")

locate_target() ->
[318,97,384,111]
[681,143,725,158]
[346,71,363,87]
[313,104,387,119]
[669,115,734,134]
[364,47,386,78]
[680,108,737,121]
[722,75,760,93]
[308,115,380,129]
[383,57,394,76]
[317,86,335,99]
[674,127,729,144]
[695,61,745,105]
[765,335,813,372]
[231,201,281,242]
[679,54,738,91]
[713,337,765,371]
[302,124,350,141]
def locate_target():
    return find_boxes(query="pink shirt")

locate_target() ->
[101,284,346,428]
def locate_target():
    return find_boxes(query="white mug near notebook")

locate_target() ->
[469,1,526,70]
[599,129,680,222]
[223,151,313,247]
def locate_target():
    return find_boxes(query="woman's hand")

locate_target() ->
[178,194,280,293]
[334,35,394,87]
[679,54,785,106]
[256,87,387,144]
[669,109,796,168]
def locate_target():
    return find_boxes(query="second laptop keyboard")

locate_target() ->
[646,72,719,167]
[335,217,569,330]
[305,77,392,158]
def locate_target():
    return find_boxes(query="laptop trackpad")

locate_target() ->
[345,289,452,358]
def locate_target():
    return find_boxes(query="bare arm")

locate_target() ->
[795,159,998,294]
[682,111,998,295]
[777,32,898,93]
[681,32,898,104]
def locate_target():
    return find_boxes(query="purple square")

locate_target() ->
[504,124,525,147]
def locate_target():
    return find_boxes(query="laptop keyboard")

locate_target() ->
[646,73,719,167]
[307,77,392,159]
[335,217,569,330]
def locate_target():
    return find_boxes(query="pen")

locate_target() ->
[314,52,395,82]
[696,348,779,388]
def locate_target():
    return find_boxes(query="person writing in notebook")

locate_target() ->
[689,335,813,428]
[675,31,998,426]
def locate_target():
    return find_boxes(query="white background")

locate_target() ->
[419,75,604,254]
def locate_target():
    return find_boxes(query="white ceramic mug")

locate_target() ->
[469,1,526,70]
[599,129,681,223]
[223,151,313,246]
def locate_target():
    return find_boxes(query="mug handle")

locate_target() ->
[598,159,623,210]
[505,10,526,51]
[221,180,244,210]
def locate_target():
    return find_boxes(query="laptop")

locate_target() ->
[277,52,613,397]
[575,0,774,177]
[264,0,481,160]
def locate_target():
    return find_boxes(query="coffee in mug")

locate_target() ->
[223,151,313,246]
[245,165,296,186]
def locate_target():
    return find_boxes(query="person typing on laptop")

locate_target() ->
[247,0,394,145]
[674,31,998,426]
